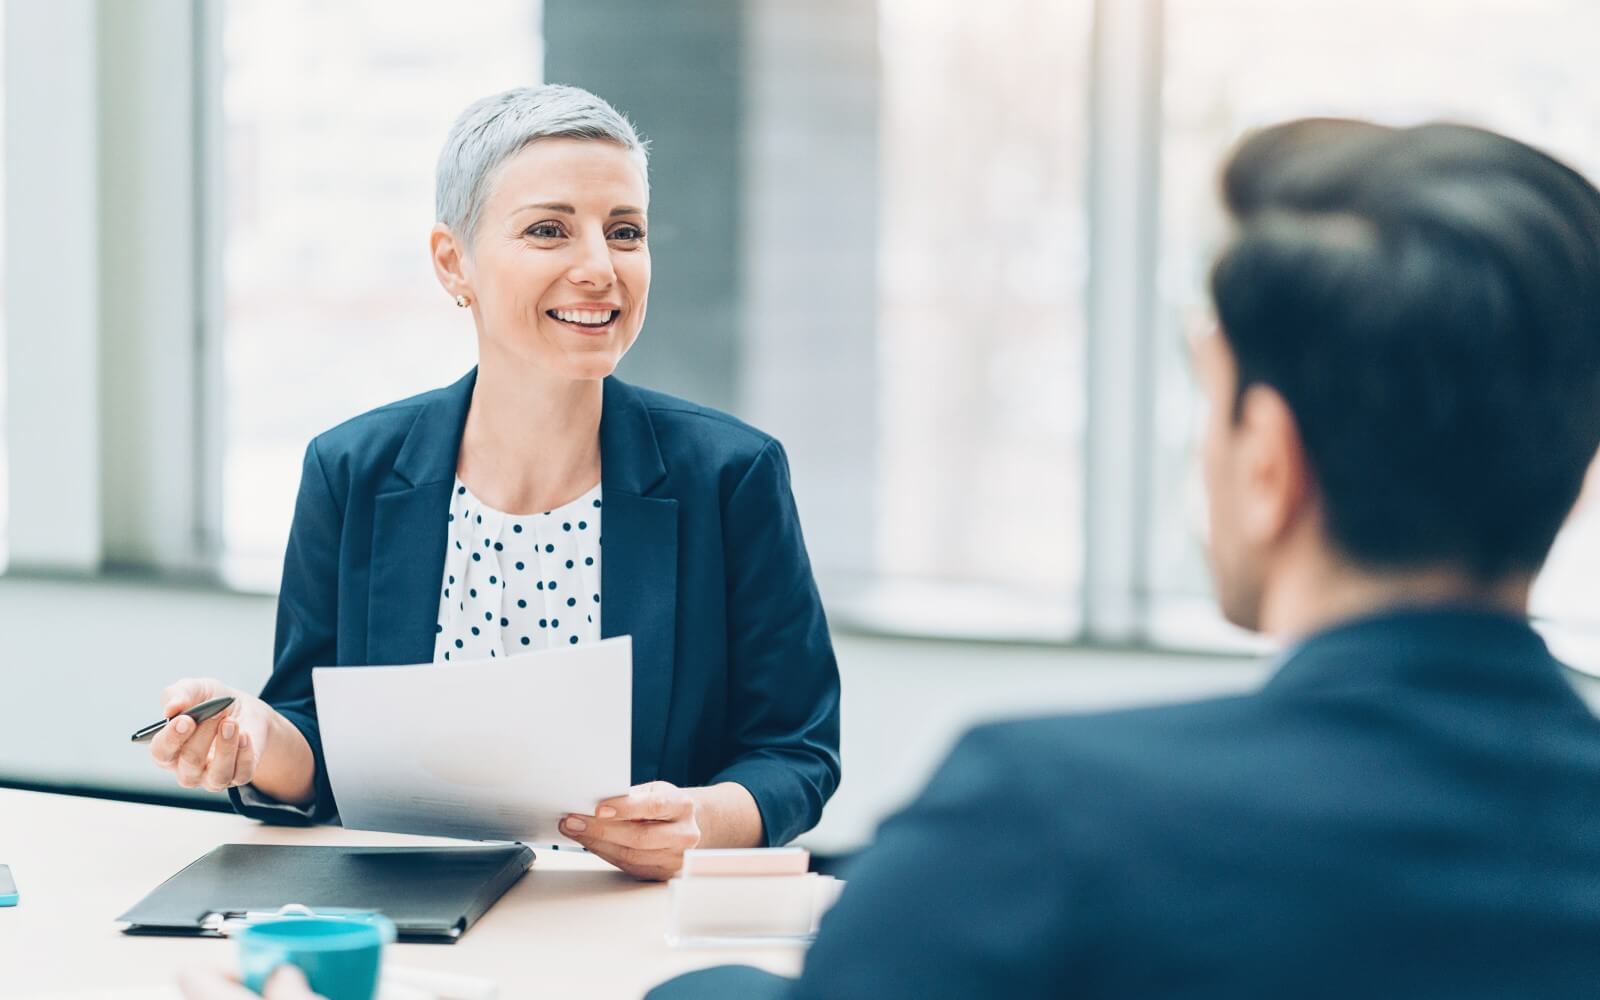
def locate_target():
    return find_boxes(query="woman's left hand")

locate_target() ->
[560,781,703,880]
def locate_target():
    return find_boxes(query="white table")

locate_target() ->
[0,788,803,998]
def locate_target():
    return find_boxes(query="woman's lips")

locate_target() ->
[547,308,621,336]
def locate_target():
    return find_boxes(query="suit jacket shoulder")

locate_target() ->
[626,384,781,491]
[930,695,1272,864]
[303,383,453,494]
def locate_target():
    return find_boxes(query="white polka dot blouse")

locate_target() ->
[433,477,603,662]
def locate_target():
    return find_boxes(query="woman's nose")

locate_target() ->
[566,229,617,287]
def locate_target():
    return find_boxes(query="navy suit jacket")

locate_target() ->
[231,370,841,846]
[652,608,1600,998]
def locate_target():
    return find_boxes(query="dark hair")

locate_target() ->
[1211,118,1600,579]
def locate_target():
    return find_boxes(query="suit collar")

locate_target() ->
[1262,605,1571,702]
[390,369,668,497]
[600,376,669,497]
[393,369,476,489]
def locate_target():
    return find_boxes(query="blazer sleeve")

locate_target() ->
[658,724,1075,999]
[228,438,342,824]
[709,439,843,846]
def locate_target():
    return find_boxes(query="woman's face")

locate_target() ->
[458,138,650,381]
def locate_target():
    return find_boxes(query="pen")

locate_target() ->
[129,695,236,743]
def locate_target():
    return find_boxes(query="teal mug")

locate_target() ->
[238,914,397,1000]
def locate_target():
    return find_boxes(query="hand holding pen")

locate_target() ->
[140,678,321,806]
[141,681,262,793]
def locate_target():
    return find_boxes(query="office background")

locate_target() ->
[1,0,1597,854]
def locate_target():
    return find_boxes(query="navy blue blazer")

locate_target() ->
[652,608,1600,998]
[231,370,841,846]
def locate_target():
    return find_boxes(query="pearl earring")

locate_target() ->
[454,294,470,308]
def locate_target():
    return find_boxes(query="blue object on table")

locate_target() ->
[0,864,16,906]
[238,913,395,1000]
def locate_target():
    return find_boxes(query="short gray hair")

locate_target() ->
[435,84,649,245]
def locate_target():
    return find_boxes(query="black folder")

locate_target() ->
[117,843,534,943]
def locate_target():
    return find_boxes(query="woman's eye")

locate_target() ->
[527,223,565,239]
[608,225,645,242]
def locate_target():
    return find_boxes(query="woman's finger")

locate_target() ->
[148,716,194,770]
[596,781,690,822]
[175,716,225,785]
[201,720,240,792]
[162,679,226,718]
[568,815,700,851]
[231,730,256,787]
[577,838,680,881]
[562,815,696,880]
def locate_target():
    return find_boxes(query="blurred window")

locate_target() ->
[219,0,541,587]
[867,0,1092,638]
[1147,0,1600,644]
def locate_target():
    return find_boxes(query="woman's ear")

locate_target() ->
[431,223,472,302]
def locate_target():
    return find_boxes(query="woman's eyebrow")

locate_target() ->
[513,202,642,216]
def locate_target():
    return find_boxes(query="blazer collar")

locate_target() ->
[389,368,668,497]
[1262,605,1573,703]
[392,369,475,489]
[599,376,669,497]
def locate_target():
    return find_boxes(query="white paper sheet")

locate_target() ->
[313,636,632,845]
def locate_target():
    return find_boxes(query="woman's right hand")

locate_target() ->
[149,679,278,794]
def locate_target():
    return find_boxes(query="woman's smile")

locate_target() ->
[546,304,623,336]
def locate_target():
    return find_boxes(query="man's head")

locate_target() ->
[1198,118,1600,631]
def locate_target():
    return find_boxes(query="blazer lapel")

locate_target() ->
[367,370,476,666]
[369,484,455,665]
[599,377,678,783]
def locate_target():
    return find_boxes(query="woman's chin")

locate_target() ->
[486,338,628,382]
[553,350,625,382]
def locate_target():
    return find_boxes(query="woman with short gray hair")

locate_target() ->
[147,84,842,880]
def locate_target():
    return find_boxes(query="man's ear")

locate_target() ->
[431,223,472,301]
[1235,383,1312,549]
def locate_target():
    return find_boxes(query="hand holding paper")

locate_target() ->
[559,780,704,880]
[313,636,632,846]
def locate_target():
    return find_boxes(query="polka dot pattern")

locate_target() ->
[433,477,602,662]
